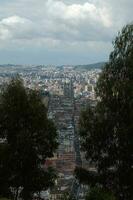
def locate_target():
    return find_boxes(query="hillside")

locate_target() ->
[74,62,106,70]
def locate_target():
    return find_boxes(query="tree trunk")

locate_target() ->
[15,188,19,200]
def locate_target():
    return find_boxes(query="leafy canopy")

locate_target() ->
[85,187,116,200]
[0,77,58,200]
[78,23,133,200]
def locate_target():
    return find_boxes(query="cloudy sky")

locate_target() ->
[0,0,132,65]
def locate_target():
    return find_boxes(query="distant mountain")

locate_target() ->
[0,62,106,70]
[74,62,106,70]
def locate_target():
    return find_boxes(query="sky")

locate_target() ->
[0,0,132,65]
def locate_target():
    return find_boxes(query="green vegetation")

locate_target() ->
[76,23,133,200]
[0,198,11,200]
[60,192,76,200]
[85,187,116,200]
[0,77,58,200]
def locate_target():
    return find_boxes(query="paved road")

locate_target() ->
[71,80,82,199]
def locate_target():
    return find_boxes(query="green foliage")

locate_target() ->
[59,192,75,200]
[0,198,11,200]
[85,187,116,200]
[74,167,98,186]
[0,77,58,200]
[78,23,133,200]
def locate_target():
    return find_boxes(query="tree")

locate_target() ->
[0,77,58,200]
[0,198,11,200]
[0,143,11,198]
[59,192,75,200]
[77,23,133,200]
[85,187,116,200]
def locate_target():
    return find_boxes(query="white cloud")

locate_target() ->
[46,1,112,27]
[0,15,34,40]
[1,15,27,25]
[0,0,132,64]
[0,0,113,42]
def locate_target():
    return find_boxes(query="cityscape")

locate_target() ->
[0,64,101,199]
[0,1,132,200]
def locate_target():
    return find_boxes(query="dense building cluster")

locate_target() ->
[0,64,101,199]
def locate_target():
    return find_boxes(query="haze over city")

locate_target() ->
[0,0,132,65]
